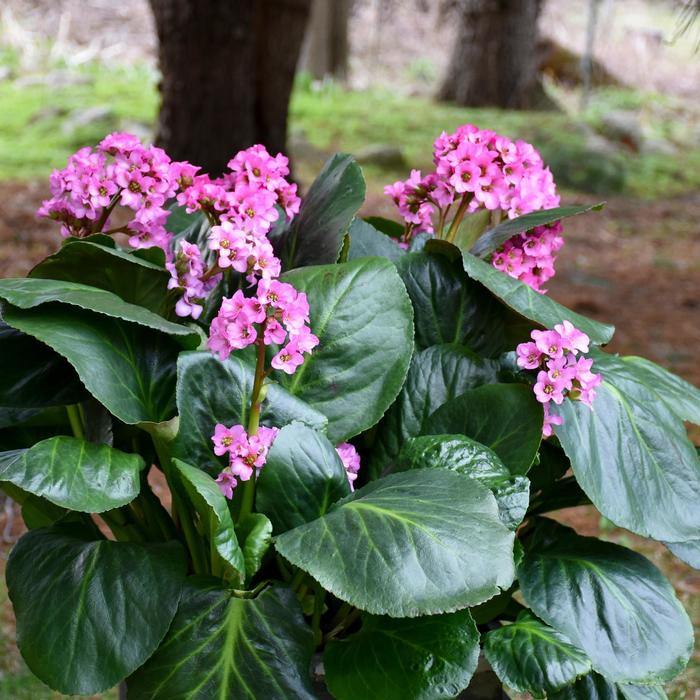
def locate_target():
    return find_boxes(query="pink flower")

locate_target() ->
[532,329,565,359]
[271,340,305,374]
[516,341,542,370]
[216,472,237,499]
[534,370,566,405]
[542,404,563,438]
[554,320,590,354]
[336,442,361,490]
[212,423,247,456]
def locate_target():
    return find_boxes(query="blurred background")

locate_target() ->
[0,0,698,697]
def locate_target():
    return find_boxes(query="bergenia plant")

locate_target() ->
[0,125,698,700]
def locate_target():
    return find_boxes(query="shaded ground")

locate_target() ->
[0,179,698,698]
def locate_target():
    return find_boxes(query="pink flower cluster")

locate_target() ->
[212,423,278,498]
[335,442,361,491]
[37,132,197,249]
[516,321,602,437]
[166,241,221,319]
[177,145,299,286]
[491,222,564,292]
[384,124,563,290]
[208,279,319,373]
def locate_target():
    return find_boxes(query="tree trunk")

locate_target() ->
[149,0,312,176]
[299,0,350,81]
[438,0,547,109]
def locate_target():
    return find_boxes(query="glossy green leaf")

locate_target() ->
[0,277,198,342]
[7,526,185,695]
[173,351,327,475]
[237,513,273,580]
[396,434,529,529]
[275,153,365,270]
[4,304,180,424]
[552,375,700,542]
[484,610,591,698]
[370,344,499,478]
[470,203,604,258]
[347,218,405,262]
[518,519,693,684]
[396,251,509,355]
[0,321,87,408]
[590,350,700,425]
[256,423,350,533]
[462,252,614,345]
[275,469,515,617]
[549,673,667,700]
[0,436,143,512]
[29,238,171,315]
[128,580,317,700]
[424,383,543,475]
[363,216,405,238]
[324,609,480,700]
[167,204,215,261]
[172,459,245,577]
[279,257,414,443]
[452,209,491,252]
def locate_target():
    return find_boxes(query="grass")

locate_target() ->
[0,50,699,199]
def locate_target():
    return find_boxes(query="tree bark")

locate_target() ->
[438,0,547,110]
[299,0,350,81]
[149,0,312,176]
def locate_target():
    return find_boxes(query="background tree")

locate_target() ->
[438,0,549,109]
[149,0,312,176]
[299,0,351,81]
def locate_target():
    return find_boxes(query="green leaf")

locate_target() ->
[364,216,405,238]
[552,372,700,542]
[279,257,414,443]
[470,203,605,258]
[127,580,317,700]
[424,383,543,475]
[7,526,185,695]
[549,673,667,700]
[256,423,350,534]
[173,351,327,475]
[4,304,180,424]
[590,350,700,425]
[324,609,480,700]
[275,153,366,270]
[29,238,171,315]
[275,469,515,617]
[0,321,86,408]
[347,218,405,262]
[396,434,529,529]
[665,539,700,569]
[484,610,591,698]
[237,513,273,580]
[172,459,245,578]
[0,278,198,343]
[462,252,614,345]
[0,436,143,512]
[518,519,693,684]
[396,251,509,355]
[369,344,499,478]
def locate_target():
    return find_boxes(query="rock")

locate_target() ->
[599,110,643,151]
[0,66,12,82]
[61,105,115,135]
[642,136,676,157]
[354,143,407,169]
[28,106,70,125]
